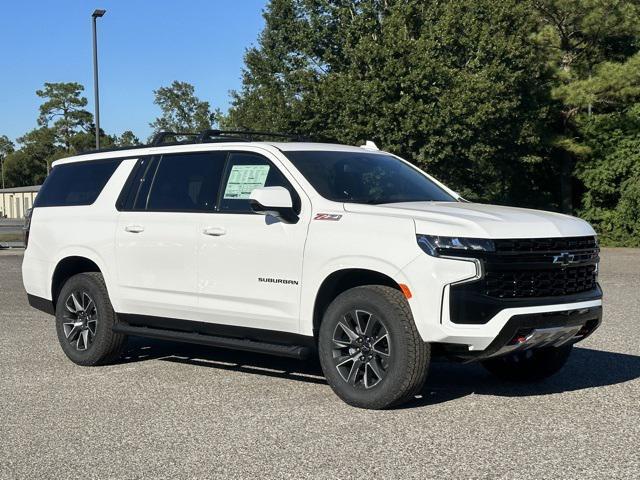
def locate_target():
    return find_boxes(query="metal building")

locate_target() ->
[0,185,40,219]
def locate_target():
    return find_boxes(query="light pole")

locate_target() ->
[92,9,106,150]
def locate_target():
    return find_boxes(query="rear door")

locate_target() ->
[115,152,226,320]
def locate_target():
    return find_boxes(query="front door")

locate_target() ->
[196,151,310,334]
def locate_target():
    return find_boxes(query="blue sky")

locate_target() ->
[0,0,267,143]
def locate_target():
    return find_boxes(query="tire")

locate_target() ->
[55,272,127,366]
[318,285,430,409]
[481,344,573,382]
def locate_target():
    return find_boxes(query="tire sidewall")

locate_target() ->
[55,273,117,366]
[318,286,416,408]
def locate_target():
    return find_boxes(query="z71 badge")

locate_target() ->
[314,213,343,221]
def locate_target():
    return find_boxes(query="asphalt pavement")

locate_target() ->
[1,248,639,479]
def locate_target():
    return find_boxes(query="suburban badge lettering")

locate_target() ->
[258,277,299,285]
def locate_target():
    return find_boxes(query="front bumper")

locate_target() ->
[400,253,603,351]
[445,304,602,361]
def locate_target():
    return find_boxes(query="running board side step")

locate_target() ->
[112,324,312,360]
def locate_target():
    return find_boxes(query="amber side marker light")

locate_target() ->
[399,284,412,299]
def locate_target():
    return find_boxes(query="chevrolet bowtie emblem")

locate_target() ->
[553,252,576,267]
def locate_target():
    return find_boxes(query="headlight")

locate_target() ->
[416,234,495,257]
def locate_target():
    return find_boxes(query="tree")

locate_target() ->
[6,81,141,188]
[16,127,59,180]
[554,53,640,111]
[2,150,46,188]
[530,1,640,242]
[532,0,640,212]
[533,0,639,75]
[117,130,141,146]
[150,81,220,134]
[69,126,116,154]
[0,135,14,189]
[573,104,640,246]
[228,0,553,206]
[36,82,93,151]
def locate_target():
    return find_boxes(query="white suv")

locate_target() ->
[22,130,602,409]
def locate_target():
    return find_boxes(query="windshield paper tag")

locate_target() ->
[223,165,270,199]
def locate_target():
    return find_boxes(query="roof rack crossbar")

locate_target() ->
[150,131,200,146]
[195,129,308,143]
[195,129,250,143]
[149,129,309,146]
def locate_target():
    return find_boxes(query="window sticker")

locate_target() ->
[223,164,270,199]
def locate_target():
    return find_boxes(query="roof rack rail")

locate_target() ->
[150,129,309,146]
[75,144,155,156]
[75,129,315,156]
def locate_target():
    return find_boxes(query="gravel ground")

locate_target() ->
[1,249,638,479]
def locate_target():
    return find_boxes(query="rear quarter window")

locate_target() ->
[34,159,122,207]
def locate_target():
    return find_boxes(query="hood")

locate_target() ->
[343,201,596,239]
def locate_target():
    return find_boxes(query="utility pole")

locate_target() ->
[92,9,106,150]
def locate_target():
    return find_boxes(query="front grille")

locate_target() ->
[483,235,599,298]
[485,264,598,298]
[493,236,598,253]
[489,236,599,265]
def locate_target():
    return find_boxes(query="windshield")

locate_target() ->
[284,150,456,204]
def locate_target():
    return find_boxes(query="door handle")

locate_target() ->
[124,225,145,233]
[203,226,226,236]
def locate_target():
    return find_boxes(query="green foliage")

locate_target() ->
[554,53,640,110]
[532,0,640,213]
[0,135,14,157]
[69,129,116,154]
[3,150,47,187]
[533,0,640,76]
[36,82,93,150]
[5,80,224,188]
[228,0,640,244]
[16,127,58,180]
[228,0,555,206]
[575,105,640,246]
[5,83,146,187]
[117,130,141,147]
[0,135,16,188]
[150,81,220,134]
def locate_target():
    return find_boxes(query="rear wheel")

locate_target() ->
[481,344,573,382]
[55,272,126,366]
[318,285,430,409]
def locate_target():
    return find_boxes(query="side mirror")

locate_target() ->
[249,186,298,224]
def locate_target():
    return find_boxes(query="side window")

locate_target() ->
[146,152,226,212]
[219,152,301,214]
[34,158,122,207]
[117,156,155,211]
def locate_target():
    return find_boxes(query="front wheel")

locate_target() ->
[481,344,573,382]
[318,285,430,409]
